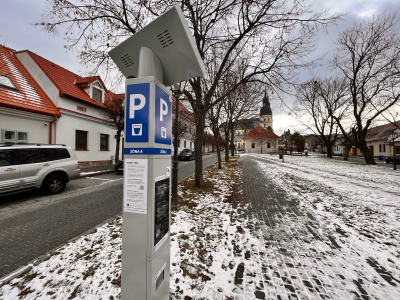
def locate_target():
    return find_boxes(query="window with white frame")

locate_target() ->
[1,129,29,143]
[92,87,103,102]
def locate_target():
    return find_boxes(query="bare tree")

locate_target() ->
[102,93,125,162]
[37,0,342,187]
[208,99,224,169]
[332,13,400,164]
[295,77,349,157]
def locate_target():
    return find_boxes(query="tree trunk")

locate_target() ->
[115,129,121,162]
[194,114,205,187]
[224,136,229,162]
[353,127,376,165]
[230,141,235,156]
[211,126,222,169]
[326,146,333,158]
[359,142,376,165]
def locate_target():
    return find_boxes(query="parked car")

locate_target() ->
[115,160,123,174]
[178,149,195,161]
[385,156,400,164]
[0,143,80,195]
[333,151,342,156]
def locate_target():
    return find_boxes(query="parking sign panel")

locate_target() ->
[126,83,150,143]
[154,85,171,145]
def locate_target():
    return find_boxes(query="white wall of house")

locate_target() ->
[55,112,117,163]
[0,107,53,144]
[245,139,277,154]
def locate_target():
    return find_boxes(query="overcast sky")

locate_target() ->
[1,0,399,134]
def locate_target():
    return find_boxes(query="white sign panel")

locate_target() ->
[124,159,148,214]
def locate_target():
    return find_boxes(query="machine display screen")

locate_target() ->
[154,177,170,247]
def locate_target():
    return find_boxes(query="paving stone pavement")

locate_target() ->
[229,155,400,300]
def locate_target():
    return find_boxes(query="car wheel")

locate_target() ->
[42,175,66,195]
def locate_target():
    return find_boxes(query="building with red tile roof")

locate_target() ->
[353,120,400,158]
[0,47,124,166]
[243,125,279,153]
[0,45,61,144]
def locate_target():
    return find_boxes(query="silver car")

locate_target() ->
[0,144,80,195]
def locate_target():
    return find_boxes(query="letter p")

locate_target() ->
[129,94,146,119]
[160,98,168,122]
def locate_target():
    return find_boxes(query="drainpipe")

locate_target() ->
[49,115,58,144]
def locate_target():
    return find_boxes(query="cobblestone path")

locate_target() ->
[230,155,400,300]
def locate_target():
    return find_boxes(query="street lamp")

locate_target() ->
[171,81,186,207]
[390,132,398,171]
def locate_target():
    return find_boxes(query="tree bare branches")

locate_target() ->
[333,13,400,164]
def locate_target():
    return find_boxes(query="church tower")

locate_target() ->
[260,91,273,130]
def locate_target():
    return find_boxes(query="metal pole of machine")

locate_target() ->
[108,5,205,300]
[391,132,397,171]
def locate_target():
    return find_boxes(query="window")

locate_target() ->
[19,149,52,164]
[100,134,109,151]
[50,148,70,160]
[184,141,187,148]
[379,144,382,152]
[92,87,102,102]
[75,130,88,150]
[252,142,255,148]
[267,142,271,148]
[0,150,17,166]
[1,129,28,143]
[0,74,18,91]
[383,144,386,152]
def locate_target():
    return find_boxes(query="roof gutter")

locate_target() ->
[49,115,58,144]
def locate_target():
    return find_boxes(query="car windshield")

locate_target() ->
[181,149,191,153]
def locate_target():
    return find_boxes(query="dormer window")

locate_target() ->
[92,87,103,102]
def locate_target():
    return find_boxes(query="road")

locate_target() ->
[0,153,218,278]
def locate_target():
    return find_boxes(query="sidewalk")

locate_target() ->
[79,164,115,176]
[229,155,400,299]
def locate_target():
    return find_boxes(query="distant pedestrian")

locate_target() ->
[305,150,308,157]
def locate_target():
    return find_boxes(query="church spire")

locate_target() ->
[260,90,272,116]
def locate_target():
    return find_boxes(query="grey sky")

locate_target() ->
[1,0,399,133]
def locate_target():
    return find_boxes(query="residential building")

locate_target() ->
[352,121,400,158]
[0,45,61,145]
[0,45,123,167]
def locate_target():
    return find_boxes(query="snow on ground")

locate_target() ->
[252,153,400,254]
[0,155,399,299]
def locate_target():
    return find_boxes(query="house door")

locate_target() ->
[352,147,357,156]
[369,146,374,157]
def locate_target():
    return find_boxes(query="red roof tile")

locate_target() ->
[243,125,279,140]
[0,45,60,117]
[365,120,400,142]
[17,50,106,108]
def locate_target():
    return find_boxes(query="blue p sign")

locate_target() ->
[126,83,149,143]
[154,85,171,145]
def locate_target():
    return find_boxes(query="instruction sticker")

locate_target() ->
[123,159,148,214]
